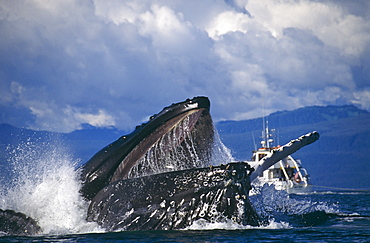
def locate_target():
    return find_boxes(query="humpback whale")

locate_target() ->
[80,96,319,231]
[80,96,265,230]
[0,96,319,234]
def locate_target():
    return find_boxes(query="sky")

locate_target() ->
[0,0,369,133]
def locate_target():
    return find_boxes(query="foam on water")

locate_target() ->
[313,191,370,195]
[0,140,102,235]
[248,183,342,229]
[186,218,291,230]
[253,184,338,212]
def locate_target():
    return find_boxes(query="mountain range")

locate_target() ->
[217,105,370,190]
[1,105,369,190]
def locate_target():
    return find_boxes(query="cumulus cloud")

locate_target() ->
[0,0,369,132]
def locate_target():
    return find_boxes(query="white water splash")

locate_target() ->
[250,184,340,219]
[186,184,342,231]
[0,140,102,235]
[186,218,291,230]
[210,128,234,166]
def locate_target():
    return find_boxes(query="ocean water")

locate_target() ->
[1,142,369,242]
[1,190,369,243]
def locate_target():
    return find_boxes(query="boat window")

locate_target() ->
[286,168,294,178]
[258,153,266,161]
[269,168,282,179]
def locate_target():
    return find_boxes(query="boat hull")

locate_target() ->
[286,184,313,194]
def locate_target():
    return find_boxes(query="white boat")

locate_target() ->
[246,122,312,194]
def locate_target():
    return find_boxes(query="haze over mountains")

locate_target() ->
[1,105,369,190]
[217,105,370,190]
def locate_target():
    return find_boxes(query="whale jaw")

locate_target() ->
[87,162,260,231]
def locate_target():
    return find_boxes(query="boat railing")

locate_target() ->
[279,160,291,181]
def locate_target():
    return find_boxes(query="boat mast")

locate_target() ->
[266,120,270,148]
[261,120,274,149]
[261,93,267,149]
[260,94,274,150]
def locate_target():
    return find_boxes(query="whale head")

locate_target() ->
[80,96,214,200]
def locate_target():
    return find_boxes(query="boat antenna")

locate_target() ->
[262,116,266,149]
[266,120,270,148]
[252,131,257,151]
[260,92,274,149]
[261,91,266,149]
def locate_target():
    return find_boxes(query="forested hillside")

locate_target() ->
[216,105,370,190]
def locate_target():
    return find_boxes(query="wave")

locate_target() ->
[248,184,344,227]
[312,191,370,195]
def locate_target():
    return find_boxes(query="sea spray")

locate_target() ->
[0,139,101,235]
[249,184,340,227]
[127,122,233,179]
[210,128,234,165]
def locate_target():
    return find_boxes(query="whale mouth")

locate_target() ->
[111,108,213,181]
[80,96,214,200]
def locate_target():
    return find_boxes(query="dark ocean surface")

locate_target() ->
[1,191,369,243]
